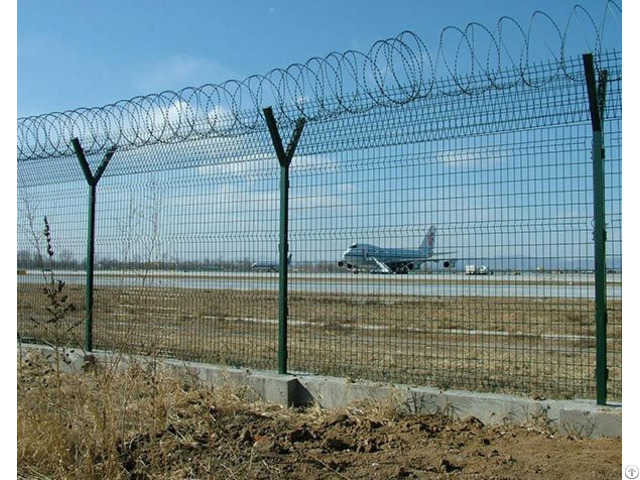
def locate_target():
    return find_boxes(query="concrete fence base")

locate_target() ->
[18,344,621,438]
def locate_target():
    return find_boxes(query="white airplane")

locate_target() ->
[338,226,456,274]
[251,253,292,272]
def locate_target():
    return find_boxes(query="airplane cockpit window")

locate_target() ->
[349,243,358,249]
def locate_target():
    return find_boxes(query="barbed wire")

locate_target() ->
[17,2,621,161]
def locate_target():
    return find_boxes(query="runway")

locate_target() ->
[18,270,622,299]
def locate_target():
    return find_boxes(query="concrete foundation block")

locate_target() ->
[18,345,621,438]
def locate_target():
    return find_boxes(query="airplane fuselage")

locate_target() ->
[251,253,292,272]
[338,227,455,274]
[340,243,429,273]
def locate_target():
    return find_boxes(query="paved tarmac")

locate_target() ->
[18,270,622,299]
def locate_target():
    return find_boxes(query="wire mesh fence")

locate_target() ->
[17,7,621,402]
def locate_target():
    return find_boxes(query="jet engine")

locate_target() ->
[442,260,456,269]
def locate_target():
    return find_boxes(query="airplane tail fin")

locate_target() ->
[287,253,292,265]
[419,226,436,256]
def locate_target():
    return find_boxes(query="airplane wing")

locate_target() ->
[424,250,457,261]
[424,254,458,269]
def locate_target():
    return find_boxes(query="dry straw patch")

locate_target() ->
[17,350,265,479]
[17,351,621,480]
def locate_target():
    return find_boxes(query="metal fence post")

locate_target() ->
[262,107,306,374]
[71,138,117,352]
[582,54,609,405]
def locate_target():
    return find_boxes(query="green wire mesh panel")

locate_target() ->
[17,6,621,403]
[17,129,283,371]
[17,178,89,348]
[604,72,622,402]
[285,53,621,400]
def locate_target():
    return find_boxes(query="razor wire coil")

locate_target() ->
[17,2,620,161]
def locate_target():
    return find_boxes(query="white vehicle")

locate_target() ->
[465,264,491,275]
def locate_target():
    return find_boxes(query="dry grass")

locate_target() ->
[17,349,263,479]
[17,350,622,480]
[17,282,622,401]
[16,349,425,479]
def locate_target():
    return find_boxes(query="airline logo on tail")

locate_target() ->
[427,227,435,248]
[420,226,437,256]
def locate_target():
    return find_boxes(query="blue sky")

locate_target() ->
[15,0,624,263]
[17,0,622,119]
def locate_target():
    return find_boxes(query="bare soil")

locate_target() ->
[105,403,622,480]
[17,351,621,480]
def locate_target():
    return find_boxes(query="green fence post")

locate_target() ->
[262,107,306,374]
[582,54,609,405]
[71,138,117,352]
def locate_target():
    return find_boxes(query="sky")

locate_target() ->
[14,1,625,270]
[14,5,626,281]
[15,0,624,264]
[17,0,623,119]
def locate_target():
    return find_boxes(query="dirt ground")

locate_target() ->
[90,395,623,480]
[17,350,622,480]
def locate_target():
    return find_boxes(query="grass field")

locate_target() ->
[17,280,622,401]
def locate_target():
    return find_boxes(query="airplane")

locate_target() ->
[251,253,292,272]
[337,226,456,274]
